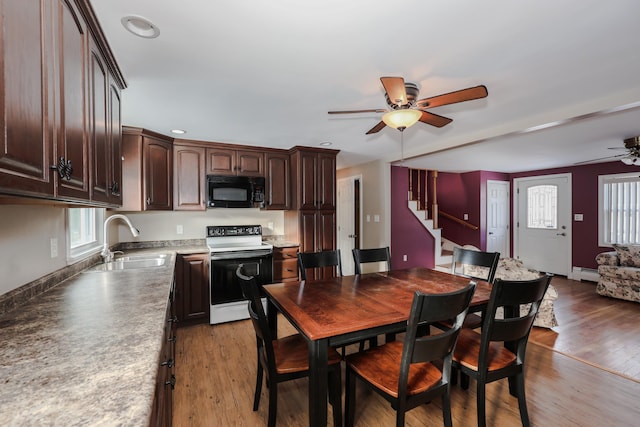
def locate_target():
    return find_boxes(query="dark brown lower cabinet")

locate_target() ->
[175,253,210,325]
[151,290,176,426]
[273,246,300,283]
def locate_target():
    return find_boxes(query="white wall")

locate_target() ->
[113,209,285,243]
[337,159,391,250]
[0,205,68,295]
[0,204,285,297]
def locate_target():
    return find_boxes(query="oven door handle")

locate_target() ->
[210,250,273,261]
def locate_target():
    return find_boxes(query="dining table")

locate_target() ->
[262,267,493,427]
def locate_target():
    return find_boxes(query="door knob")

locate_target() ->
[556,232,566,236]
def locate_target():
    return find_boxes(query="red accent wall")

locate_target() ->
[438,170,509,250]
[391,166,435,269]
[511,160,638,269]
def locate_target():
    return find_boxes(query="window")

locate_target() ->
[527,184,557,229]
[599,173,640,245]
[67,208,104,260]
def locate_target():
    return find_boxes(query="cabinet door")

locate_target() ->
[174,144,206,211]
[317,153,336,210]
[236,150,264,176]
[108,81,122,205]
[299,151,318,210]
[265,152,290,210]
[89,36,109,203]
[317,210,336,252]
[206,148,235,175]
[0,0,55,196]
[175,253,210,324]
[54,0,90,200]
[144,137,173,210]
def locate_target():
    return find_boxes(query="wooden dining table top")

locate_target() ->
[263,267,492,342]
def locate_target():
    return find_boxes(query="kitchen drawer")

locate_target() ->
[274,258,299,281]
[274,246,298,260]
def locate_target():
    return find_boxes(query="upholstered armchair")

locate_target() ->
[596,245,640,303]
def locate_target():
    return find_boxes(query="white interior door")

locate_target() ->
[337,177,358,275]
[514,174,571,275]
[486,180,510,256]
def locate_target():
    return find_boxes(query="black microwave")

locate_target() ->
[206,175,265,208]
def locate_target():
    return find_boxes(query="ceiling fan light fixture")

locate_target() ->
[621,154,639,165]
[382,109,422,131]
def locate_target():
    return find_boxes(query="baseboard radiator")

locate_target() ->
[571,266,599,283]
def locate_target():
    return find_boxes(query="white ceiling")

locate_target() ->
[89,0,640,173]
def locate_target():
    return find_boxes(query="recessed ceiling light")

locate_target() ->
[320,142,332,146]
[171,129,186,135]
[121,15,160,39]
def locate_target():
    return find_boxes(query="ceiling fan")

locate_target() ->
[575,137,640,165]
[328,77,488,134]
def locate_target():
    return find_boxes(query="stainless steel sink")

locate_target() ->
[88,254,169,271]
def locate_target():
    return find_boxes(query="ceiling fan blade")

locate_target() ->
[574,153,626,165]
[380,77,408,106]
[416,85,488,109]
[418,111,453,128]
[328,109,386,114]
[365,121,386,134]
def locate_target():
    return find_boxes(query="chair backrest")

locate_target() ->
[480,274,553,364]
[236,265,276,373]
[352,247,391,274]
[398,282,477,396]
[451,247,500,283]
[297,249,343,280]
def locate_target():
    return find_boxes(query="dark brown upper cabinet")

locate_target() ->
[119,127,173,211]
[0,0,125,206]
[206,147,264,177]
[173,143,206,211]
[265,151,290,210]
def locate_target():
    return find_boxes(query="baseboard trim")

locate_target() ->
[571,266,599,282]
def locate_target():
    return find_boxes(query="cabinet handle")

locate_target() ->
[168,336,177,343]
[161,358,174,368]
[168,316,178,323]
[146,197,151,205]
[109,181,120,196]
[165,374,176,389]
[50,157,73,180]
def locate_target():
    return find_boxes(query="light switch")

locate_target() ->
[374,214,380,223]
[50,238,58,258]
[463,213,469,221]
[366,214,371,222]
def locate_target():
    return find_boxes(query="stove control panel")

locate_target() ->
[207,225,262,237]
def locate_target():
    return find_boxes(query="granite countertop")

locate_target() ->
[263,239,300,248]
[0,246,207,426]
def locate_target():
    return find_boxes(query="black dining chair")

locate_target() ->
[352,247,391,275]
[345,282,477,427]
[450,247,500,329]
[236,265,343,427]
[352,246,394,348]
[452,274,553,427]
[297,249,343,280]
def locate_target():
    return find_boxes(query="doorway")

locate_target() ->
[514,173,572,276]
[337,176,361,275]
[486,180,510,256]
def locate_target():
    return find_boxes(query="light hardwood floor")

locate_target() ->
[173,277,640,426]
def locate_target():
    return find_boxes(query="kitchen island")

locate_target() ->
[0,246,205,426]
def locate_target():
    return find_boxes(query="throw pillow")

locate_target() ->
[613,244,640,267]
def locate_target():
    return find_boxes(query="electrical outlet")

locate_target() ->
[176,225,183,235]
[574,214,584,221]
[463,213,469,220]
[50,238,58,258]
[403,254,408,262]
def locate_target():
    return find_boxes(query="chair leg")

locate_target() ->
[476,381,487,427]
[515,373,530,427]
[441,388,453,427]
[460,371,470,390]
[253,362,263,411]
[329,368,343,427]
[267,381,277,427]
[345,367,357,427]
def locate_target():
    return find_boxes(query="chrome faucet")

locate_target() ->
[101,214,140,263]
